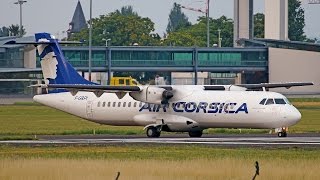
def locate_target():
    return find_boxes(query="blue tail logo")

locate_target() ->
[35,33,94,87]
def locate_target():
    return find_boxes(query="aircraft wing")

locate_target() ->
[41,84,141,91]
[31,84,142,99]
[31,84,175,104]
[31,82,313,103]
[237,82,314,90]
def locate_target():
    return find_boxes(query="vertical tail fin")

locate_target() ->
[35,32,94,85]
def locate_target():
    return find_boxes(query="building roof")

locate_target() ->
[237,38,320,52]
[0,36,34,49]
[69,1,87,33]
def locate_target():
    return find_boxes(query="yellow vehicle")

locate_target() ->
[110,77,139,86]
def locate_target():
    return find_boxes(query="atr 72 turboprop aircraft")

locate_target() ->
[6,33,313,138]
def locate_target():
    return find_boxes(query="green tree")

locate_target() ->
[288,0,306,41]
[254,13,264,38]
[164,15,233,47]
[115,5,138,16]
[71,8,160,46]
[166,2,191,33]
[8,24,26,36]
[0,24,26,37]
[0,26,9,37]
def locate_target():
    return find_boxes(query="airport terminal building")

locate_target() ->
[1,0,319,95]
[0,35,319,95]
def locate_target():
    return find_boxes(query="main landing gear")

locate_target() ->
[146,126,161,138]
[146,127,203,138]
[277,127,288,137]
[188,130,203,137]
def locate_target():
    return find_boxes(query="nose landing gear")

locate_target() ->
[276,127,288,137]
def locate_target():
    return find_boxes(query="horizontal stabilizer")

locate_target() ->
[4,40,81,45]
[237,82,314,90]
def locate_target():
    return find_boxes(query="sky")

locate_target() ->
[0,0,319,39]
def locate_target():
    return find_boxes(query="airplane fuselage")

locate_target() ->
[34,85,301,132]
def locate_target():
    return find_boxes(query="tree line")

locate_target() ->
[1,0,315,45]
[0,24,26,37]
[70,0,314,47]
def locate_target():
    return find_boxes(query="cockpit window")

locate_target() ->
[284,97,291,105]
[275,98,286,104]
[265,98,275,105]
[259,98,266,105]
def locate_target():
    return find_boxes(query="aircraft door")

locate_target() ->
[86,101,94,119]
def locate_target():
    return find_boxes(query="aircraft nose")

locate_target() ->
[286,107,301,126]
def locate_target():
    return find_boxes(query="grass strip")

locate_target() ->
[0,145,319,160]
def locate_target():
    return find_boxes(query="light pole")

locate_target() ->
[88,0,93,81]
[104,38,111,85]
[218,29,222,47]
[104,39,111,47]
[14,0,27,37]
[206,0,210,47]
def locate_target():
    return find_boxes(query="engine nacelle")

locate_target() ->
[130,86,172,105]
[135,114,201,132]
[164,116,200,131]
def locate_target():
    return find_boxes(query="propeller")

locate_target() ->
[161,90,174,104]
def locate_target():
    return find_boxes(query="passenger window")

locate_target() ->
[113,102,116,107]
[107,102,111,107]
[118,102,121,107]
[102,102,106,107]
[275,98,286,104]
[126,79,130,85]
[134,102,137,107]
[119,79,124,84]
[128,102,131,107]
[265,99,274,105]
[123,102,126,107]
[259,98,266,105]
[97,102,101,107]
[139,102,142,107]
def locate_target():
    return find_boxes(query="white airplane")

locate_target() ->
[8,33,313,138]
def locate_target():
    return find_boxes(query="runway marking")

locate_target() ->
[1,137,320,146]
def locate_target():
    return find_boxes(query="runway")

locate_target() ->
[1,134,320,147]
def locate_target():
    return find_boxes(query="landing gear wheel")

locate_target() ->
[188,131,203,138]
[146,127,161,138]
[277,131,287,137]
